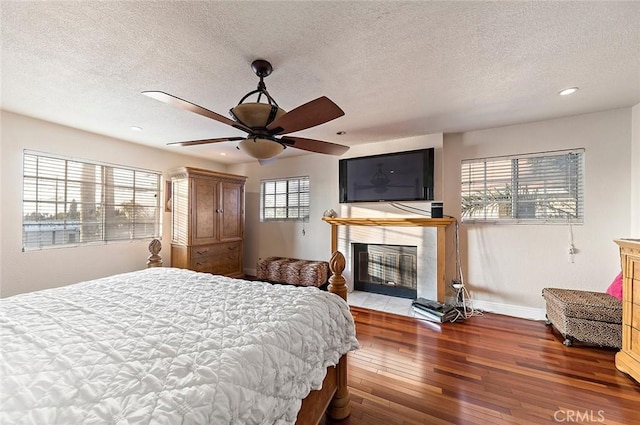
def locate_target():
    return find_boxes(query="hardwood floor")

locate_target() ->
[321,307,640,425]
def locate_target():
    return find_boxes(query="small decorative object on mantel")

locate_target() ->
[323,209,338,218]
[147,239,163,268]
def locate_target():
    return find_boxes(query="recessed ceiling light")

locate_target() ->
[130,126,143,131]
[558,87,578,96]
[220,152,228,156]
[336,131,346,135]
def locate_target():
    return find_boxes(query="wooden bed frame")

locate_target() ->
[296,251,351,424]
[147,242,351,425]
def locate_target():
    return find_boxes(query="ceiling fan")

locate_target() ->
[143,59,349,163]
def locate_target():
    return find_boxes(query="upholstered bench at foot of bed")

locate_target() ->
[542,287,622,348]
[257,257,329,287]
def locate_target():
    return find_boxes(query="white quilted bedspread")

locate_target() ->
[0,268,359,424]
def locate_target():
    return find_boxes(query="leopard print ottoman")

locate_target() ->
[542,288,622,348]
[257,257,329,287]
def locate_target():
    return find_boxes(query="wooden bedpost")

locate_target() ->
[327,251,347,301]
[326,251,351,420]
[147,239,163,268]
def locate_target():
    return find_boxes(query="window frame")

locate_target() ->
[22,150,162,251]
[260,175,310,222]
[460,148,585,224]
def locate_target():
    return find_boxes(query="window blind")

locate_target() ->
[260,176,310,221]
[461,149,584,223]
[23,151,161,250]
[171,177,189,245]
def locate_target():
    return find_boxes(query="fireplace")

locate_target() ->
[324,216,454,302]
[352,243,417,299]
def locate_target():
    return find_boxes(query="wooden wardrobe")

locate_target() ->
[170,167,247,278]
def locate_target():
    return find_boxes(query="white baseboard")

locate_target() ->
[470,300,546,321]
[445,296,546,321]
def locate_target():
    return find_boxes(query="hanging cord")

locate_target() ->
[454,219,461,282]
[450,218,483,322]
[390,202,430,216]
[566,159,577,263]
[390,203,482,321]
[450,284,483,322]
[567,217,575,263]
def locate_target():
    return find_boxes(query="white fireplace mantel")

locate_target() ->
[322,217,455,302]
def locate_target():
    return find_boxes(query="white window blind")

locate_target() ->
[23,151,161,250]
[260,176,310,221]
[461,149,584,224]
[171,177,189,245]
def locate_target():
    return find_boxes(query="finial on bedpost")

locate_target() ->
[147,239,163,268]
[328,251,347,301]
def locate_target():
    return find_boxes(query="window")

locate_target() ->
[461,149,584,224]
[260,176,310,221]
[23,151,161,250]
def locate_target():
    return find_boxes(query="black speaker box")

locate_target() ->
[431,202,443,218]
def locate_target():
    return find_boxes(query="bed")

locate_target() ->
[0,251,358,424]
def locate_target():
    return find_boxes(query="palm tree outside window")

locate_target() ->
[461,149,584,224]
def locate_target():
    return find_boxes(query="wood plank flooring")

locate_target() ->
[321,307,640,425]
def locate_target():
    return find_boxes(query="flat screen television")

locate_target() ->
[339,148,434,203]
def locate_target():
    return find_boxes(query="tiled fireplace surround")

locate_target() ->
[325,217,454,303]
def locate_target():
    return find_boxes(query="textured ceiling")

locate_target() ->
[1,1,639,164]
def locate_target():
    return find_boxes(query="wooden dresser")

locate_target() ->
[615,239,640,383]
[170,167,247,278]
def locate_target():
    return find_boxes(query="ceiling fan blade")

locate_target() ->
[267,96,344,135]
[280,136,349,155]
[167,137,245,147]
[142,91,251,133]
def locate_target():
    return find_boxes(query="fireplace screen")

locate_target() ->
[353,243,417,298]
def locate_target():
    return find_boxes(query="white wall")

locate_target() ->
[444,108,632,319]
[232,108,633,320]
[3,106,635,320]
[229,151,342,274]
[0,111,227,297]
[632,103,640,237]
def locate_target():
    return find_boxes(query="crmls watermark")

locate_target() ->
[554,410,605,422]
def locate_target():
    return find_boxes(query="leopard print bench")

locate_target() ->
[542,288,622,348]
[256,257,329,287]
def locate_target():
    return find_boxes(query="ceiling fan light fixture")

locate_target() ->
[230,103,286,128]
[238,138,285,160]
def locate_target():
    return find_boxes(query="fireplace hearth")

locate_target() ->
[352,243,417,299]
